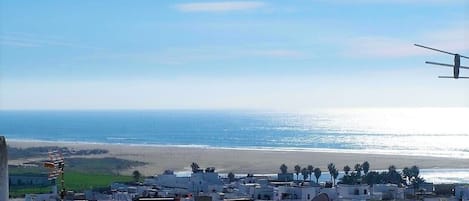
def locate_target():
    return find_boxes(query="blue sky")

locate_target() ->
[0,0,468,110]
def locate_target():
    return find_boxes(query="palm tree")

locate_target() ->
[307,165,314,181]
[362,161,370,175]
[132,170,142,182]
[354,163,362,176]
[332,168,339,186]
[412,176,425,195]
[228,172,235,182]
[410,165,420,179]
[363,171,380,186]
[313,167,321,183]
[402,167,411,184]
[301,168,309,181]
[343,165,351,175]
[280,164,288,174]
[191,162,200,173]
[327,163,335,182]
[205,167,216,172]
[294,165,301,180]
[388,165,396,172]
[386,165,402,185]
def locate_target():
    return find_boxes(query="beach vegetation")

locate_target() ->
[363,171,380,185]
[205,167,216,173]
[280,164,288,174]
[403,167,411,183]
[332,168,339,186]
[338,162,423,189]
[228,172,235,182]
[327,163,335,183]
[294,164,301,180]
[404,165,425,195]
[301,168,309,181]
[132,170,142,182]
[386,165,403,185]
[307,165,314,181]
[313,167,321,183]
[191,162,201,173]
[362,161,370,175]
[354,163,362,176]
[8,146,108,160]
[343,165,351,175]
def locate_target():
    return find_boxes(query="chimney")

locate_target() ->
[0,136,8,200]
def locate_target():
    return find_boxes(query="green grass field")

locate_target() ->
[10,171,134,198]
[61,171,134,190]
[9,157,140,198]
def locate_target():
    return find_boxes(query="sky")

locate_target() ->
[0,0,468,110]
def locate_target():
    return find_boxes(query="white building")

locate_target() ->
[336,184,370,201]
[190,171,224,193]
[145,169,224,194]
[237,179,274,200]
[274,183,321,201]
[371,184,404,200]
[145,172,191,189]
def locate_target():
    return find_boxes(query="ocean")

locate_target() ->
[1,108,469,183]
[1,108,468,159]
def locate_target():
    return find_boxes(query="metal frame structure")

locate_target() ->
[415,44,469,79]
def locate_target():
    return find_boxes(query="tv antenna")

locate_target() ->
[415,44,469,79]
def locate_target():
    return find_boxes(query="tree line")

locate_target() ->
[279,161,425,188]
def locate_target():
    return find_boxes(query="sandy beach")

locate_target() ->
[7,140,469,176]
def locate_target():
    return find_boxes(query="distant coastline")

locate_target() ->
[2,109,468,160]
[7,139,469,184]
[3,109,469,184]
[6,138,469,159]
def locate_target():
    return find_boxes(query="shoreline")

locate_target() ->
[6,139,469,177]
[6,138,469,159]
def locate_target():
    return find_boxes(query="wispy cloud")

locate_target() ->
[251,49,305,58]
[81,47,306,65]
[175,1,266,12]
[342,37,423,58]
[342,26,469,58]
[421,28,468,52]
[0,40,40,47]
[0,32,102,50]
[322,0,465,5]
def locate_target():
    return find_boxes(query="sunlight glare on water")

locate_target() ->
[292,108,469,158]
[307,108,469,135]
